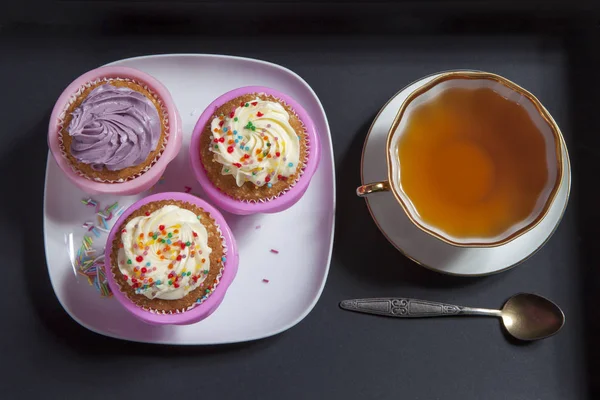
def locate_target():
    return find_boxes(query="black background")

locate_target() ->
[1,1,599,399]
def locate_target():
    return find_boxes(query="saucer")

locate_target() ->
[361,73,571,276]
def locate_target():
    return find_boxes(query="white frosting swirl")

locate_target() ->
[117,205,213,300]
[209,98,301,187]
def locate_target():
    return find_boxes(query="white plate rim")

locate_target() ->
[360,71,571,277]
[43,53,336,344]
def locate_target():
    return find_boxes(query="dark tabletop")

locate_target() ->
[1,2,599,399]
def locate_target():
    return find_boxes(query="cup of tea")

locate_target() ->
[357,71,564,247]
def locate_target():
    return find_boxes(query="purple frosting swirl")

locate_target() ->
[67,84,161,171]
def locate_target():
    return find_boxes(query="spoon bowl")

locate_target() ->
[501,293,565,341]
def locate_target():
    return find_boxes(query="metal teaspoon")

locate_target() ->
[339,293,565,341]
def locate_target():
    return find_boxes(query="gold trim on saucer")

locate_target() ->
[383,71,565,248]
[360,71,571,276]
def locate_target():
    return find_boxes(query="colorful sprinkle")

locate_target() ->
[262,279,270,283]
[270,249,280,254]
[74,235,111,297]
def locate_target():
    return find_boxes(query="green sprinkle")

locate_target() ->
[206,289,210,293]
[168,280,172,285]
[214,145,218,149]
[187,271,191,276]
[153,234,158,240]
[234,117,238,122]
[168,233,172,238]
[244,103,249,107]
[224,168,230,173]
[127,259,132,265]
[266,142,271,147]
[203,269,209,274]
[186,241,191,246]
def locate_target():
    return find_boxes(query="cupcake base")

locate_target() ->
[109,199,225,313]
[199,93,309,202]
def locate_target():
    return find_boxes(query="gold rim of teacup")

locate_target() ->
[358,70,565,248]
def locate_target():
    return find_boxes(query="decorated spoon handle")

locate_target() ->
[339,298,501,318]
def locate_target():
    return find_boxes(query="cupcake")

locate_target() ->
[190,86,321,215]
[104,193,238,325]
[49,66,182,195]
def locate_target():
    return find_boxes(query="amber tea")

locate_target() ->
[397,87,549,239]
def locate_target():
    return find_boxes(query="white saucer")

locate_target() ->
[361,73,571,276]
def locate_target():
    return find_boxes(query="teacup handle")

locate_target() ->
[356,181,391,197]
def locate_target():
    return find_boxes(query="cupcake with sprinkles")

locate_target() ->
[49,66,182,195]
[191,86,320,214]
[105,192,238,323]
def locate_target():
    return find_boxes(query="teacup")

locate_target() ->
[357,71,564,247]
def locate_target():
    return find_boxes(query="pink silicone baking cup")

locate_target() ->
[104,192,239,325]
[48,66,182,196]
[189,86,321,215]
